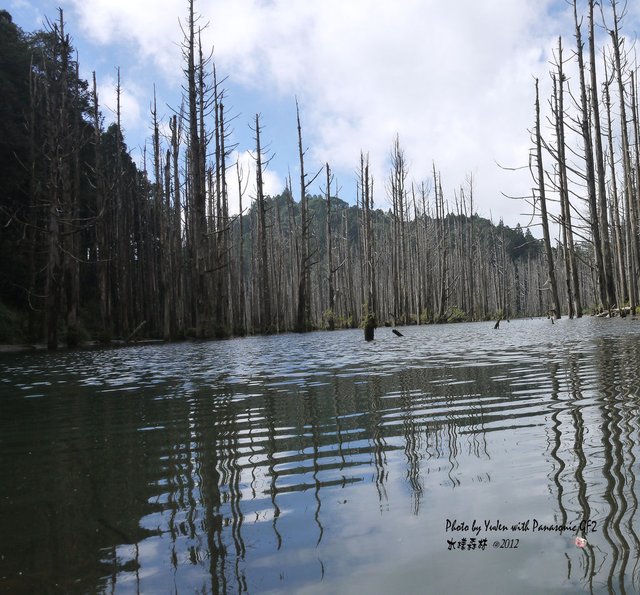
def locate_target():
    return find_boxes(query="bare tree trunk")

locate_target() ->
[169,114,185,335]
[588,0,616,311]
[163,148,174,339]
[389,135,408,325]
[467,175,476,319]
[534,78,562,319]
[219,99,231,335]
[433,165,447,321]
[64,57,82,347]
[92,72,109,338]
[42,9,73,349]
[235,161,247,335]
[185,0,208,337]
[253,114,271,333]
[573,0,608,312]
[361,153,376,340]
[151,89,169,340]
[295,99,312,332]
[114,67,129,337]
[412,184,423,323]
[630,71,640,312]
[325,163,335,329]
[552,37,581,317]
[609,0,638,312]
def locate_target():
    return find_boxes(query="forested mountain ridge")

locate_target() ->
[0,5,627,347]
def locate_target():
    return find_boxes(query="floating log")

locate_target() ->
[494,319,501,329]
[125,320,147,343]
[392,329,404,337]
[595,306,632,318]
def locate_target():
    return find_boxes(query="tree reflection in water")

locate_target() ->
[3,320,640,593]
[546,336,640,592]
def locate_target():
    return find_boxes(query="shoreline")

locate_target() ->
[1,313,634,356]
[0,338,168,355]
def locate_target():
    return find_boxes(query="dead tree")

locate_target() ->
[253,114,271,333]
[608,0,638,311]
[534,78,562,319]
[603,69,628,311]
[360,153,376,340]
[295,99,316,333]
[552,37,582,317]
[588,0,616,310]
[573,0,608,312]
[185,0,209,337]
[325,163,336,329]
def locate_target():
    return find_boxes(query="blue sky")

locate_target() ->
[8,0,639,229]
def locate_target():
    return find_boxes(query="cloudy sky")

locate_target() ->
[8,0,639,228]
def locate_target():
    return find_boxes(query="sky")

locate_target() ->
[7,0,640,229]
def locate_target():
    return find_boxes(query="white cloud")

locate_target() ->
[225,0,561,222]
[66,0,184,80]
[96,72,145,145]
[227,150,285,215]
[60,0,638,228]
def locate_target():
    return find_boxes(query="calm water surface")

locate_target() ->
[2,317,640,594]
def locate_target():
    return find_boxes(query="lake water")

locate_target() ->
[2,317,640,594]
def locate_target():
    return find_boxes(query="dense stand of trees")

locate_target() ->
[532,0,640,320]
[0,2,637,348]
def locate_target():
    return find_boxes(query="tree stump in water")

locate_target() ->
[364,315,375,341]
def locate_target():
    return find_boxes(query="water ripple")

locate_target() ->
[3,317,640,593]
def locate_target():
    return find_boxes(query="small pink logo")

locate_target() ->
[575,536,587,548]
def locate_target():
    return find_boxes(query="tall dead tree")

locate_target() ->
[38,9,77,348]
[169,113,185,335]
[151,88,170,340]
[534,78,562,319]
[552,37,582,317]
[464,175,476,319]
[630,70,640,312]
[325,163,336,329]
[608,0,638,312]
[295,99,313,333]
[113,68,131,337]
[253,114,271,333]
[185,0,209,337]
[360,153,376,340]
[588,0,616,311]
[389,135,408,324]
[91,72,110,338]
[433,164,448,321]
[603,68,628,309]
[573,0,608,312]
[218,96,232,335]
